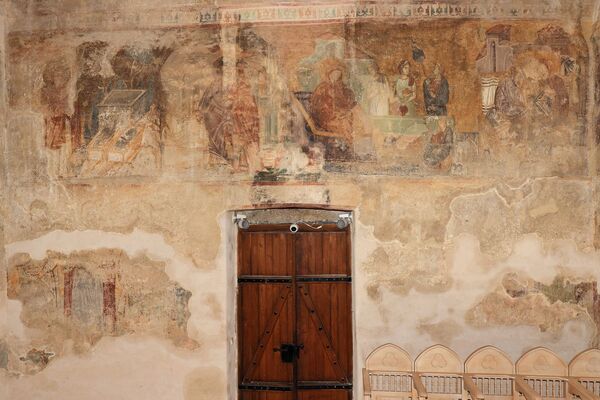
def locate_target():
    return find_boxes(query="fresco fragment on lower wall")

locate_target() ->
[357,232,599,362]
[5,249,196,375]
[467,273,600,344]
[6,16,590,183]
[353,177,599,362]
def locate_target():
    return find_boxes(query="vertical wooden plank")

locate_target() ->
[239,231,250,275]
[315,233,323,276]
[265,233,274,275]
[257,233,267,274]
[273,233,281,275]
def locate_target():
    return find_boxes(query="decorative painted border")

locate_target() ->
[9,2,562,33]
[204,3,561,25]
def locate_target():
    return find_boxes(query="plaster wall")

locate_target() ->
[1,1,600,399]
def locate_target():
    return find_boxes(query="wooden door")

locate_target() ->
[238,223,352,400]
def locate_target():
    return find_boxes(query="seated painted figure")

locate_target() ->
[309,58,357,160]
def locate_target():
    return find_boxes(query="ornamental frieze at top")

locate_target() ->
[7,1,569,33]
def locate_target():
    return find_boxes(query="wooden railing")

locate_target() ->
[363,346,600,400]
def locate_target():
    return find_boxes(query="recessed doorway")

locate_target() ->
[236,211,353,400]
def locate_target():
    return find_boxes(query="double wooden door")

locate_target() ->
[238,223,352,400]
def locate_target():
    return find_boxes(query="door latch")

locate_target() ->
[273,343,304,363]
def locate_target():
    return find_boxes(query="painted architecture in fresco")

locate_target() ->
[36,42,171,178]
[12,14,585,182]
[6,250,195,374]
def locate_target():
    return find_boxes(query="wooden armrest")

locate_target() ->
[515,376,541,400]
[569,378,599,400]
[464,374,485,400]
[363,368,371,397]
[412,373,428,400]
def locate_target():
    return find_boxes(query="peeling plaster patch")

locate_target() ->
[466,291,586,334]
[362,244,450,295]
[5,229,174,261]
[5,183,226,271]
[7,249,197,373]
[447,179,594,259]
[355,232,598,363]
[18,348,54,373]
[249,185,330,206]
[497,274,600,346]
[529,199,559,219]
[3,228,228,377]
[357,180,462,244]
[447,188,519,258]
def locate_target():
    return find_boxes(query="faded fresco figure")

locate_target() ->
[198,59,260,172]
[41,59,72,177]
[310,58,358,160]
[41,60,71,150]
[542,75,569,120]
[394,60,417,116]
[229,62,261,172]
[423,116,454,168]
[197,58,234,164]
[109,46,172,114]
[494,66,526,120]
[72,41,110,150]
[363,63,391,116]
[255,67,279,143]
[423,63,449,116]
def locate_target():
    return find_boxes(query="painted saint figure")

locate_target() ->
[394,60,416,116]
[71,41,110,150]
[494,66,526,120]
[310,58,357,160]
[229,63,261,172]
[198,59,260,172]
[423,63,449,116]
[363,63,390,116]
[423,116,454,168]
[255,68,279,143]
[197,58,233,163]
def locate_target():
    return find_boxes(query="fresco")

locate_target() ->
[6,17,588,183]
[1,2,599,398]
[6,250,196,374]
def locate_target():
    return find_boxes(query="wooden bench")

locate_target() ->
[515,347,568,400]
[364,345,600,400]
[414,345,465,400]
[363,344,415,400]
[464,346,514,400]
[568,349,600,400]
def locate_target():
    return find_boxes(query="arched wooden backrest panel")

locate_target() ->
[465,345,514,375]
[415,344,462,373]
[516,347,567,377]
[569,349,600,378]
[365,343,412,372]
